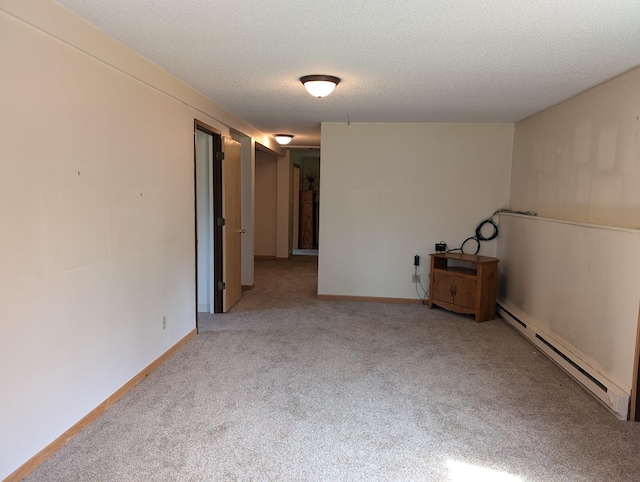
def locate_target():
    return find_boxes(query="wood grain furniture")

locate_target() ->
[428,253,499,323]
[299,190,314,249]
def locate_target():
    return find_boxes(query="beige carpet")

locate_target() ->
[26,256,640,481]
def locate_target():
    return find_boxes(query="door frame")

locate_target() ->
[194,120,223,329]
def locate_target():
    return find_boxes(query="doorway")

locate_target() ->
[194,122,243,328]
[194,120,223,323]
[292,164,300,251]
[291,148,320,254]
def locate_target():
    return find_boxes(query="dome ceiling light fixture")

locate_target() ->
[300,75,341,98]
[274,134,294,145]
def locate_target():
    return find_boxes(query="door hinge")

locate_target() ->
[217,217,226,226]
[218,281,226,290]
[216,151,225,161]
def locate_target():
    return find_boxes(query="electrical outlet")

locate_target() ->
[412,274,421,283]
[162,315,167,330]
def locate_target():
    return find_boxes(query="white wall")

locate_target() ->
[510,66,640,229]
[318,122,513,299]
[0,1,276,478]
[255,150,278,256]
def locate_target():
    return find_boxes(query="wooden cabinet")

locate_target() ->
[428,253,498,323]
[299,190,314,249]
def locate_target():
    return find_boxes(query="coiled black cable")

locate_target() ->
[447,208,536,255]
[460,236,481,255]
[475,218,499,241]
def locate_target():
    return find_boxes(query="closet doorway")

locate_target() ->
[194,120,243,329]
[194,121,222,318]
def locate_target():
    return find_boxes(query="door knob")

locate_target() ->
[239,229,246,234]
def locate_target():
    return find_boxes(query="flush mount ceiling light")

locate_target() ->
[274,134,294,145]
[300,75,341,98]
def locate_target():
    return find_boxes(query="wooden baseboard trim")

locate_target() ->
[631,304,640,421]
[317,294,423,304]
[4,329,197,482]
[242,284,255,290]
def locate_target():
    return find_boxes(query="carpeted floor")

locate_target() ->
[26,256,640,481]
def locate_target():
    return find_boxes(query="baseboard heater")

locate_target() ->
[497,299,630,420]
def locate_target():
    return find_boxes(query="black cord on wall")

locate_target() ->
[446,208,537,255]
[414,265,429,303]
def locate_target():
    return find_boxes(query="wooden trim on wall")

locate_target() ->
[5,329,197,482]
[194,119,221,135]
[193,121,200,331]
[317,294,423,304]
[631,304,640,421]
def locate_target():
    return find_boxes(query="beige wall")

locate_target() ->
[0,1,273,478]
[510,67,640,229]
[497,214,640,400]
[255,150,278,256]
[499,66,640,410]
[318,122,514,299]
[251,148,291,260]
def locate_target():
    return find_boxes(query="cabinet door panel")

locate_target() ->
[453,277,477,309]
[431,272,455,303]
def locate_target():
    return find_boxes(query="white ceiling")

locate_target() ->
[56,0,640,147]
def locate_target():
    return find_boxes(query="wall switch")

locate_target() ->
[162,315,167,330]
[412,274,421,283]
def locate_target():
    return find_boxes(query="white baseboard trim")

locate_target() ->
[497,298,629,420]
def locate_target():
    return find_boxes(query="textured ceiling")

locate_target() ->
[56,0,640,147]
